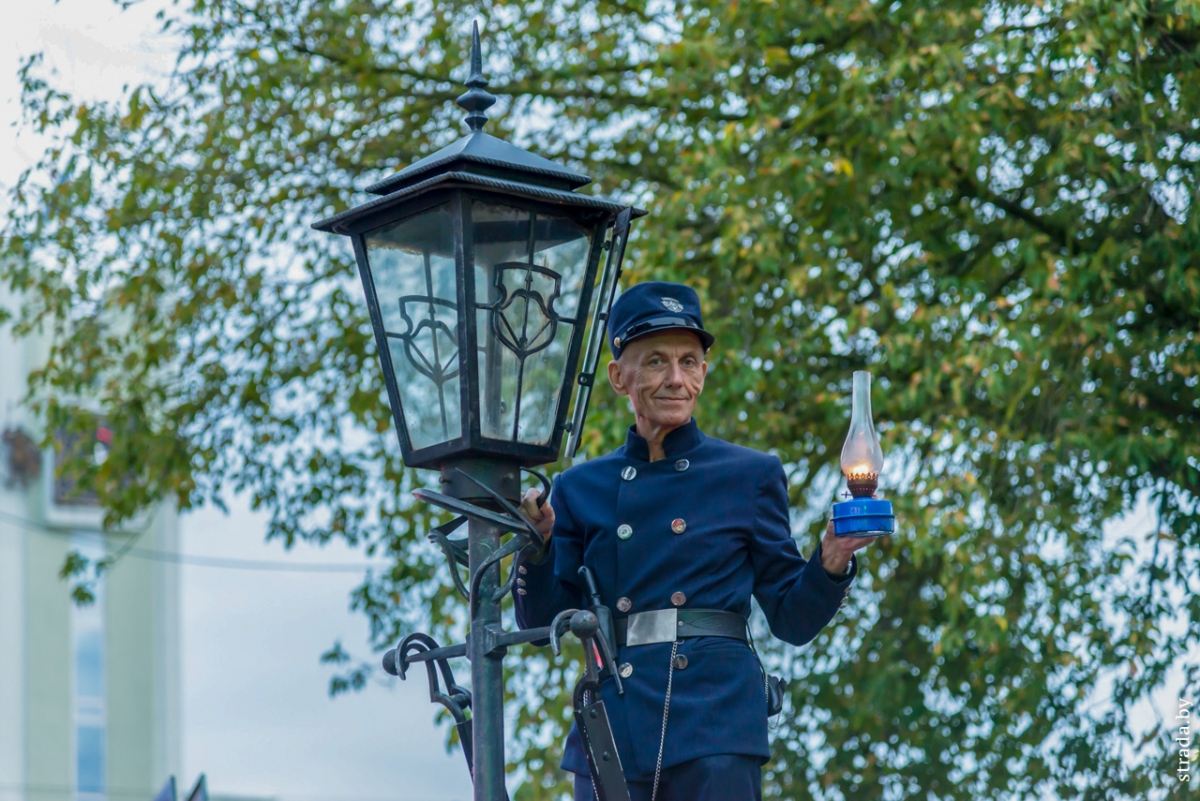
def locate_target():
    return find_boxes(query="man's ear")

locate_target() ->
[607,359,629,397]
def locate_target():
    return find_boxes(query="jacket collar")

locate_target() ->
[623,418,705,462]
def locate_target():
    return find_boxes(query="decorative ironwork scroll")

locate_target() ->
[394,633,475,778]
[488,262,563,359]
[481,259,565,442]
[385,293,460,440]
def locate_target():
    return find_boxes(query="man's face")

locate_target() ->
[607,330,708,432]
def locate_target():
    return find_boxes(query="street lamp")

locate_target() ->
[313,23,642,801]
[314,24,639,483]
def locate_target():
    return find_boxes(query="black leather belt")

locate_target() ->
[615,608,747,647]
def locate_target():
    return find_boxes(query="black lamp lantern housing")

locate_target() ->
[314,24,643,475]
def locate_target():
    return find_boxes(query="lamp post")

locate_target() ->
[312,23,642,800]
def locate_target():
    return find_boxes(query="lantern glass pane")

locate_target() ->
[471,201,592,445]
[365,204,462,450]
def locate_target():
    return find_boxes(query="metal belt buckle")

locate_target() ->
[624,609,678,647]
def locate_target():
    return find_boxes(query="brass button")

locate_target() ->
[614,336,623,348]
[675,459,690,472]
[671,518,686,534]
[617,524,633,540]
[673,655,689,670]
[517,578,526,587]
[616,597,632,613]
[670,592,686,607]
[618,662,633,678]
[518,565,527,575]
[517,588,527,596]
[621,466,637,481]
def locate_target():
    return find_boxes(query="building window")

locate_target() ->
[54,419,113,508]
[71,534,106,800]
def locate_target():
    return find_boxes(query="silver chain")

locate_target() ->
[650,640,680,801]
[584,687,600,801]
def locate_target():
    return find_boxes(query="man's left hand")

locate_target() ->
[819,518,880,576]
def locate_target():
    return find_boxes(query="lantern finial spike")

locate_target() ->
[457,20,496,132]
[470,20,483,78]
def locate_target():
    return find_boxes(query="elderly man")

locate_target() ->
[515,281,874,801]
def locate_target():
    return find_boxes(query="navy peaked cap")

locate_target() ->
[608,281,715,359]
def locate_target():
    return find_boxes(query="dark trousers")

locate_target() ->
[573,754,762,801]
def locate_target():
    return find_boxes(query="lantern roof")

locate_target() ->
[364,23,592,196]
[365,132,592,196]
[312,169,640,235]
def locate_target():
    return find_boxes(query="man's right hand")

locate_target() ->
[519,488,554,544]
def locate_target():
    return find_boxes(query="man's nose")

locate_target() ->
[664,360,686,385]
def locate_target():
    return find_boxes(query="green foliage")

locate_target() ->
[4,0,1199,798]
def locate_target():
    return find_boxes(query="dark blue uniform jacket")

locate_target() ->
[514,420,856,780]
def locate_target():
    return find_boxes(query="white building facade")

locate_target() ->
[0,295,182,801]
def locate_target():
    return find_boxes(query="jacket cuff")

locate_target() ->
[521,534,556,569]
[814,543,857,586]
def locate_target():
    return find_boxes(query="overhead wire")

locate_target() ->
[0,508,391,574]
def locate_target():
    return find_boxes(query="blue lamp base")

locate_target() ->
[832,497,895,538]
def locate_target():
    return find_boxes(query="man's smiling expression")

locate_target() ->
[607,330,708,446]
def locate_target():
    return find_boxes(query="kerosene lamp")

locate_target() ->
[831,370,896,537]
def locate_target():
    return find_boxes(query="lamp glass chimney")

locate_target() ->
[840,370,884,490]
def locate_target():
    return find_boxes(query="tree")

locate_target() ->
[3,0,1198,797]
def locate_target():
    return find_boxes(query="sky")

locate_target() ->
[0,2,472,799]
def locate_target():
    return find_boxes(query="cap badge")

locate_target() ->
[660,297,684,313]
